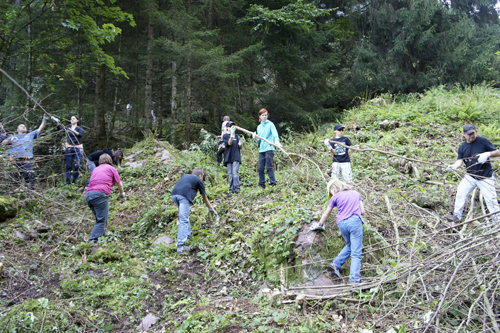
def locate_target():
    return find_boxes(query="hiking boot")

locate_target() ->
[327,263,342,279]
[446,215,460,225]
[177,245,190,255]
[227,192,233,197]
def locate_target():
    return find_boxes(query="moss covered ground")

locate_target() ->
[1,85,500,332]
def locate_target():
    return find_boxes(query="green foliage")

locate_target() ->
[240,1,334,32]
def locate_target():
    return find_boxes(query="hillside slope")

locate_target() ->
[1,85,500,332]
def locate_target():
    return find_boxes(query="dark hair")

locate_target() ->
[71,115,80,125]
[192,168,204,178]
[99,153,113,166]
[258,108,268,122]
[112,150,123,165]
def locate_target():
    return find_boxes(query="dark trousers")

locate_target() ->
[65,147,83,184]
[86,191,110,242]
[258,150,276,188]
[12,159,35,188]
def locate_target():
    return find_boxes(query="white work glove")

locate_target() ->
[275,142,282,148]
[252,132,257,139]
[230,126,236,138]
[444,164,459,172]
[51,116,60,124]
[238,136,245,146]
[117,192,126,200]
[477,152,491,164]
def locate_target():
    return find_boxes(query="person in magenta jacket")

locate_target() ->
[85,153,125,242]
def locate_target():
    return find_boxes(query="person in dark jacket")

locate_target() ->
[171,168,217,254]
[87,148,114,173]
[223,122,244,196]
[53,115,84,184]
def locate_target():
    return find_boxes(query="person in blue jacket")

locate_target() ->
[2,118,47,188]
[252,108,281,188]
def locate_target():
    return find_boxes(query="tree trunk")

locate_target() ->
[158,58,163,137]
[185,66,192,142]
[109,34,122,136]
[170,60,178,144]
[94,65,107,139]
[144,17,154,130]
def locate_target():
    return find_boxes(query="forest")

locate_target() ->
[1,0,500,145]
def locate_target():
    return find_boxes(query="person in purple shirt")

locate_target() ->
[316,179,365,284]
[85,153,125,242]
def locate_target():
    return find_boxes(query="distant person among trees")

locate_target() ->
[324,124,353,183]
[85,153,125,242]
[53,115,84,184]
[252,108,281,188]
[171,168,216,255]
[314,179,365,284]
[1,117,47,189]
[222,122,244,197]
[445,124,500,224]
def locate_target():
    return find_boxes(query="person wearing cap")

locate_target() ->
[171,168,217,255]
[222,122,245,196]
[252,108,281,188]
[314,179,365,284]
[324,124,353,183]
[446,124,500,223]
[2,117,47,188]
[53,115,84,184]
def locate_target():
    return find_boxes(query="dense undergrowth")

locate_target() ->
[1,85,500,332]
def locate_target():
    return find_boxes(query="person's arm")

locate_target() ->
[448,159,463,170]
[271,123,280,145]
[318,206,334,227]
[359,201,365,215]
[116,181,125,194]
[38,118,46,134]
[202,194,214,211]
[1,137,11,146]
[487,149,500,158]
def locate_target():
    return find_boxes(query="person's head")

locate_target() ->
[70,115,79,126]
[327,179,353,200]
[17,124,27,134]
[258,108,269,123]
[223,116,230,122]
[192,168,204,180]
[334,124,345,137]
[112,150,123,166]
[99,153,113,166]
[463,124,477,143]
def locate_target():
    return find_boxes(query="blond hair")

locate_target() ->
[99,153,113,166]
[327,179,353,199]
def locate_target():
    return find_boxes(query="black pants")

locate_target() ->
[12,159,35,188]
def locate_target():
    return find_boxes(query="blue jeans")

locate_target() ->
[87,159,97,174]
[332,215,363,284]
[172,195,191,247]
[65,147,83,184]
[86,191,110,242]
[258,150,276,187]
[227,161,240,193]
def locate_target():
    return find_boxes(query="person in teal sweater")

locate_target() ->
[252,108,281,188]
